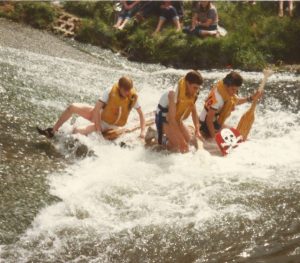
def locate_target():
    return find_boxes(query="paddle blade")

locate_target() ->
[236,68,272,140]
[236,103,256,140]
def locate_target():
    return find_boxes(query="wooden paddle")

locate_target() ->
[236,69,273,140]
[103,118,155,140]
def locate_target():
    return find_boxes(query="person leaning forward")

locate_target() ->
[37,76,146,139]
[155,70,203,153]
[199,71,263,139]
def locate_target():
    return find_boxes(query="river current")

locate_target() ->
[0,19,300,263]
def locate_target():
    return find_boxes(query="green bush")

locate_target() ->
[2,1,300,70]
[76,18,117,50]
[64,1,114,24]
[14,2,56,29]
[126,28,157,62]
[63,2,96,18]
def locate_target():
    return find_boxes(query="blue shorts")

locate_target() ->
[159,6,179,21]
[119,4,141,19]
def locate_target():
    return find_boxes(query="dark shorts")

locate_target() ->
[155,105,168,145]
[160,6,179,21]
[200,120,221,138]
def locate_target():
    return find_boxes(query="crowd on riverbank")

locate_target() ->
[112,1,295,37]
[0,1,299,71]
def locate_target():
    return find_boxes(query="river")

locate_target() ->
[0,18,300,263]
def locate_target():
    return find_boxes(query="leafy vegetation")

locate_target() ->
[0,2,57,29]
[1,1,299,70]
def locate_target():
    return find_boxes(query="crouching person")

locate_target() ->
[199,71,262,139]
[155,71,203,153]
[37,76,146,139]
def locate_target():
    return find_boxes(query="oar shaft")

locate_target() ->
[103,118,154,140]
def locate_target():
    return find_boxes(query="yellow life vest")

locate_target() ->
[101,84,138,127]
[175,77,197,122]
[211,80,238,126]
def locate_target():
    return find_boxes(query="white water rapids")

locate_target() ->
[0,30,300,262]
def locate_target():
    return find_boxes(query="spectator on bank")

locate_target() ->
[134,1,161,23]
[184,1,219,38]
[134,1,183,26]
[153,1,181,35]
[278,0,294,17]
[113,0,141,30]
[172,1,184,20]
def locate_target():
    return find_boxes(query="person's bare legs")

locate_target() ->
[279,0,284,17]
[173,17,181,32]
[113,17,123,28]
[118,18,130,30]
[163,123,189,153]
[288,0,294,16]
[178,122,192,143]
[179,122,200,150]
[199,30,217,37]
[53,103,94,132]
[153,17,166,34]
[73,123,97,135]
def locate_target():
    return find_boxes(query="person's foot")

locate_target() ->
[36,127,55,139]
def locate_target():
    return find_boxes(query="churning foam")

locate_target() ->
[1,44,299,262]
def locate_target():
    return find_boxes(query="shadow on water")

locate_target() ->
[0,113,63,244]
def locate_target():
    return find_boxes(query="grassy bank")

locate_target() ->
[1,1,300,71]
[0,2,57,29]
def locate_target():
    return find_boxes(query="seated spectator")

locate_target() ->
[134,1,161,23]
[135,1,183,24]
[278,0,294,17]
[172,1,184,20]
[184,1,219,38]
[153,0,181,35]
[113,0,141,30]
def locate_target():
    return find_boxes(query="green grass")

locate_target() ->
[1,1,299,70]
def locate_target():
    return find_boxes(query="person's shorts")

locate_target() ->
[160,6,179,21]
[100,120,118,132]
[155,112,167,145]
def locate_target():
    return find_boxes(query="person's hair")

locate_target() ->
[118,76,133,90]
[199,1,211,12]
[223,71,243,87]
[185,70,203,85]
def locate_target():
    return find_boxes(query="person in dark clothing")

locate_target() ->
[153,0,181,34]
[113,1,141,30]
[134,1,161,22]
